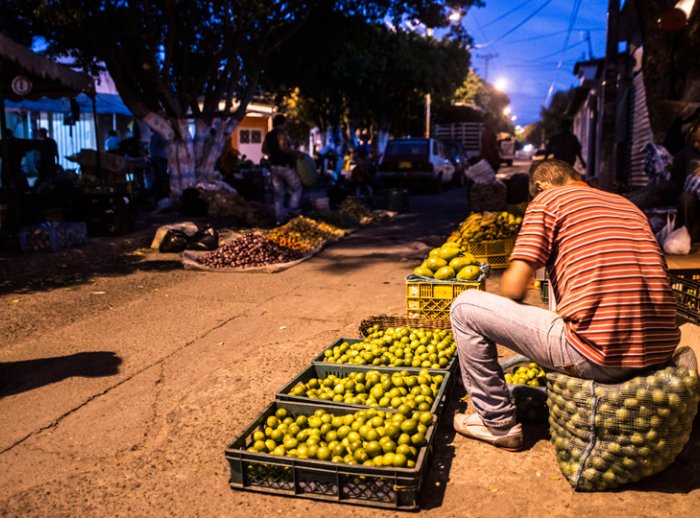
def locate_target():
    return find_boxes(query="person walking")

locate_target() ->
[450,159,679,450]
[545,119,586,169]
[262,114,302,224]
[480,113,501,173]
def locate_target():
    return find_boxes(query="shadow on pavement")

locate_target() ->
[0,351,123,398]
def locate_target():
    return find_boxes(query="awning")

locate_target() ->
[0,34,95,101]
[4,93,132,116]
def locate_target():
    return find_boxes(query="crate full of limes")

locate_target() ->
[314,326,457,374]
[277,364,451,418]
[225,401,437,510]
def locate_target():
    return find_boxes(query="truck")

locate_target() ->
[433,121,483,163]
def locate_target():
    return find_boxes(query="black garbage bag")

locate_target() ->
[159,229,189,253]
[186,226,220,251]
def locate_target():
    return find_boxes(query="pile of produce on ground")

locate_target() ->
[322,326,455,369]
[547,361,698,491]
[197,233,303,269]
[338,197,377,223]
[266,216,345,252]
[307,210,361,230]
[448,211,522,245]
[244,406,432,468]
[413,242,483,281]
[287,369,445,412]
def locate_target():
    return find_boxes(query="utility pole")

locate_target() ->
[586,30,594,59]
[476,53,499,82]
[425,27,434,138]
[599,0,620,191]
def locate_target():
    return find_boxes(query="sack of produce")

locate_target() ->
[186,226,220,251]
[547,350,699,491]
[296,153,319,187]
[159,229,189,253]
[469,180,507,213]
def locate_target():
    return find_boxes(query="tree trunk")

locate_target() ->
[194,118,241,183]
[165,119,196,199]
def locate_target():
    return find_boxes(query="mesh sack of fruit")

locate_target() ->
[547,352,699,491]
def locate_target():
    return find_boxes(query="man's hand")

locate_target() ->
[501,259,537,302]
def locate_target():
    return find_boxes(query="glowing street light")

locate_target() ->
[511,115,518,121]
[503,106,512,116]
[494,77,508,91]
[448,10,462,23]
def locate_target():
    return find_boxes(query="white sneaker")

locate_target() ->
[453,412,523,451]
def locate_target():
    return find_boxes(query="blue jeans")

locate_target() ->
[450,290,641,428]
[270,165,302,222]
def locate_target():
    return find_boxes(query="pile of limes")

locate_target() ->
[322,326,456,369]
[288,369,444,412]
[247,406,432,468]
[505,362,547,387]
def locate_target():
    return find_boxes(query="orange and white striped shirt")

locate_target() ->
[511,184,679,368]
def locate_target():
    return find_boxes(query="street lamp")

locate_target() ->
[494,77,508,91]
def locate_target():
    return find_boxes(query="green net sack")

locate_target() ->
[547,355,699,491]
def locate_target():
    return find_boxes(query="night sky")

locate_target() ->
[462,0,610,125]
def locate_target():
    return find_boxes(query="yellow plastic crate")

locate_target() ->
[406,278,485,319]
[463,236,516,269]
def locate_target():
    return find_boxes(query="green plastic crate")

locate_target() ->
[225,401,437,510]
[276,363,451,417]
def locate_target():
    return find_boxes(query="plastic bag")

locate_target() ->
[663,225,692,255]
[151,222,199,249]
[159,229,189,253]
[465,159,496,185]
[296,153,319,187]
[547,349,698,491]
[186,226,220,251]
[655,213,675,248]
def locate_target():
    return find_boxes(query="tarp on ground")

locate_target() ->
[4,93,131,116]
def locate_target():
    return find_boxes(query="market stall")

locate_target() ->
[0,34,95,248]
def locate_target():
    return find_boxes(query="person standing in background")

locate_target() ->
[673,122,700,244]
[149,131,169,200]
[545,119,586,169]
[480,113,501,173]
[262,114,302,225]
[105,129,121,152]
[36,128,59,186]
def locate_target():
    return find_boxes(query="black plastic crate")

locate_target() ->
[313,338,457,376]
[670,273,700,324]
[225,401,437,510]
[276,363,451,418]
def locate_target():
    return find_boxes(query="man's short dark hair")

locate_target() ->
[529,159,581,197]
[272,114,286,127]
[38,128,48,137]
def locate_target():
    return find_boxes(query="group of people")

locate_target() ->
[0,128,59,192]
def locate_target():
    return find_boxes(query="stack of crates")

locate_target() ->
[406,277,485,318]
[670,270,700,324]
[224,317,456,510]
[462,235,516,270]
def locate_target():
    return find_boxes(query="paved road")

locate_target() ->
[0,187,697,517]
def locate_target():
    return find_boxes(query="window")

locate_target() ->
[239,129,250,144]
[251,130,262,144]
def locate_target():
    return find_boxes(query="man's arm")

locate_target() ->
[501,259,537,302]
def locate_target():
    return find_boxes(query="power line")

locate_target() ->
[498,27,605,45]
[474,0,554,49]
[480,0,532,29]
[544,0,583,105]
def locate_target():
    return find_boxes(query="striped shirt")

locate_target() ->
[511,184,679,368]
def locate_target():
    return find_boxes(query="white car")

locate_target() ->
[377,138,455,192]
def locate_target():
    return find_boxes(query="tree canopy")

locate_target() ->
[453,68,513,133]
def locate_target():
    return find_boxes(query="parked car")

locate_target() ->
[377,138,455,192]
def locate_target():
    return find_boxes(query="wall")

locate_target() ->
[231,114,270,165]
